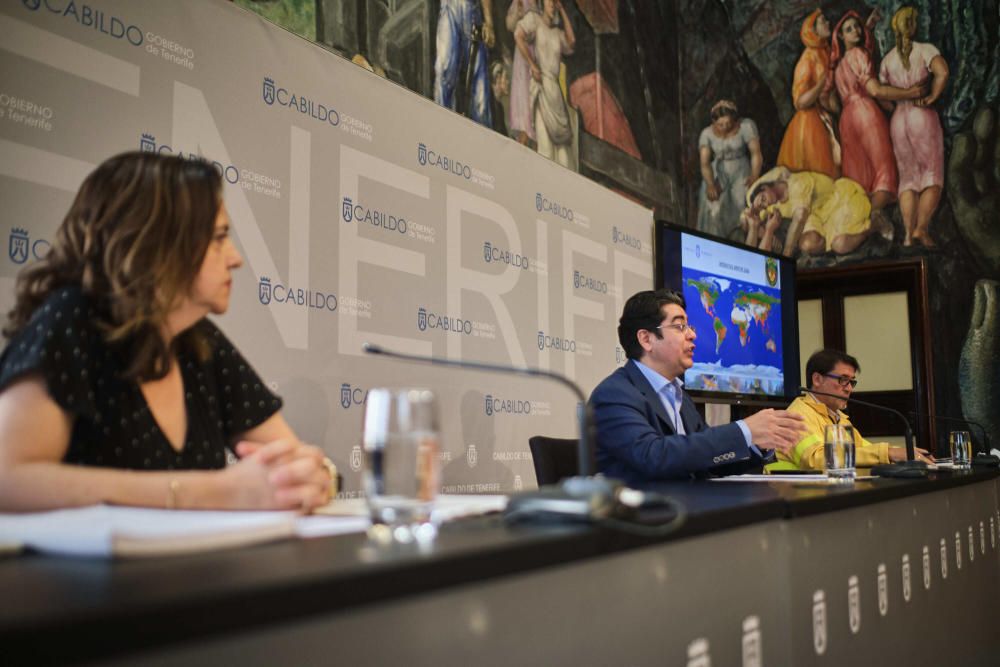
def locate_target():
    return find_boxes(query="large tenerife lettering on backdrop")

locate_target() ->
[446,185,526,366]
[171,82,311,350]
[561,229,607,378]
[338,144,431,357]
[0,0,656,493]
[0,11,135,314]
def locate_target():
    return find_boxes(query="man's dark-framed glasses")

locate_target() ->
[823,373,858,388]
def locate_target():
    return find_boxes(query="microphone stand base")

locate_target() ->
[871,460,929,479]
[972,453,1000,468]
[503,476,623,524]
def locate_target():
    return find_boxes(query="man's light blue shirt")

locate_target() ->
[634,360,756,451]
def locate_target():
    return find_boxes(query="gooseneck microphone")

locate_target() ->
[798,387,928,478]
[363,343,687,532]
[364,342,595,476]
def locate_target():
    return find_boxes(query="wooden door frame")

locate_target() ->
[797,258,936,449]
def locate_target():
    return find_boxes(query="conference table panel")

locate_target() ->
[3,472,999,665]
[90,520,790,667]
[783,477,1000,666]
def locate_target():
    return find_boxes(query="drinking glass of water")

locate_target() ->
[362,388,441,543]
[950,430,972,470]
[824,424,856,482]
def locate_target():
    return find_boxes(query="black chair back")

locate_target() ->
[528,436,580,486]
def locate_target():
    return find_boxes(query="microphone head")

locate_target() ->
[362,342,383,355]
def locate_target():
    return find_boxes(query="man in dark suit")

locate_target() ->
[589,289,806,485]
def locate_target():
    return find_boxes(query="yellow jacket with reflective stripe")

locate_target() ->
[768,393,890,471]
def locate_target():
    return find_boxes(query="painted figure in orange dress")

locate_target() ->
[777,10,840,179]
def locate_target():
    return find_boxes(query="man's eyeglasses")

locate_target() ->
[656,323,696,335]
[822,373,858,388]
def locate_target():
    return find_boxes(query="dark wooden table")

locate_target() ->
[3,469,997,666]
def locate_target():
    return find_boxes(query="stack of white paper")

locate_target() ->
[0,494,509,558]
[0,505,298,558]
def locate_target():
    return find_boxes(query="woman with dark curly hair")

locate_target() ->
[0,152,332,512]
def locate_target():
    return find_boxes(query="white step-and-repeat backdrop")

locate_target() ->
[0,0,653,494]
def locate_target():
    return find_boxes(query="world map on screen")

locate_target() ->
[682,267,784,396]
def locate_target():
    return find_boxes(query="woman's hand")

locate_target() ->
[481,16,495,48]
[226,439,332,511]
[904,83,927,100]
[764,209,783,235]
[706,180,721,201]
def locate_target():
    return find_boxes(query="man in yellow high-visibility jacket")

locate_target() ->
[768,349,933,471]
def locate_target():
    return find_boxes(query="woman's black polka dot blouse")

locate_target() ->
[0,286,282,470]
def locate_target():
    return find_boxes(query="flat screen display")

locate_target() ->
[655,222,800,400]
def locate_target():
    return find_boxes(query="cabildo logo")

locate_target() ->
[140,134,241,185]
[8,227,50,265]
[482,242,528,270]
[615,346,626,365]
[350,445,363,472]
[339,383,367,409]
[467,444,477,468]
[417,142,494,189]
[262,77,339,128]
[418,306,470,335]
[535,192,573,221]
[417,307,496,339]
[573,270,608,294]
[612,225,642,250]
[484,394,551,417]
[537,330,576,353]
[22,0,143,47]
[342,197,407,234]
[418,142,470,179]
[258,277,337,312]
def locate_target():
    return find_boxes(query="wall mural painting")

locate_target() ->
[693,5,951,259]
[679,0,1000,444]
[305,0,682,212]
[232,0,1000,443]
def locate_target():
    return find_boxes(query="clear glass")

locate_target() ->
[362,388,441,543]
[950,430,972,470]
[824,424,856,482]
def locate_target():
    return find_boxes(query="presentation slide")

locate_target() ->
[679,233,784,396]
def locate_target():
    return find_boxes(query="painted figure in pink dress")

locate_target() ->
[879,6,949,247]
[830,10,924,212]
[506,0,540,145]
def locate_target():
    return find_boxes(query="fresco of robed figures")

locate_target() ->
[234,0,1000,455]
[694,5,952,259]
[680,0,1000,454]
[293,0,684,213]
